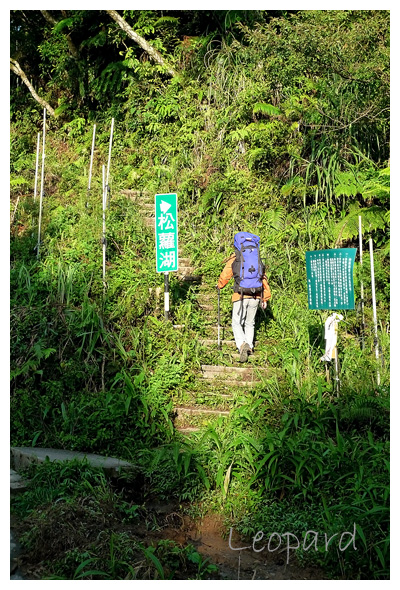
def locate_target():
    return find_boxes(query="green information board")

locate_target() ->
[306,248,357,310]
[155,193,178,273]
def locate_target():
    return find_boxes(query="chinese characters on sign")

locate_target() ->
[155,193,178,273]
[306,249,357,310]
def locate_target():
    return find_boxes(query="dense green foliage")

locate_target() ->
[11,9,389,580]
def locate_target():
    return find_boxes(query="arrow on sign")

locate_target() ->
[160,200,172,214]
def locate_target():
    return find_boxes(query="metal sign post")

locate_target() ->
[155,193,178,320]
[164,272,169,320]
[306,249,356,394]
[358,216,366,349]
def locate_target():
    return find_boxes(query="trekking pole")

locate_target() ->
[105,117,114,208]
[87,123,96,208]
[37,108,46,258]
[217,287,221,349]
[33,132,40,202]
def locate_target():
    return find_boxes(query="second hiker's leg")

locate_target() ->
[232,300,246,350]
[243,298,259,350]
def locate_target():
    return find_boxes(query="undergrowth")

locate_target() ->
[10,10,389,580]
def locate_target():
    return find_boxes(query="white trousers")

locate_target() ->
[232,298,260,351]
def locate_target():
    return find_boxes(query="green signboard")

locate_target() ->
[306,248,357,310]
[155,193,178,273]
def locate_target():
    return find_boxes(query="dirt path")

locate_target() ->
[135,511,326,580]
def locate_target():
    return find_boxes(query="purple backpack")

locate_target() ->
[232,232,264,296]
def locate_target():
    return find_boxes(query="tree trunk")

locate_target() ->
[10,59,55,116]
[40,10,80,60]
[106,10,177,78]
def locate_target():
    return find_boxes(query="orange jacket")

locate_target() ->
[217,254,272,303]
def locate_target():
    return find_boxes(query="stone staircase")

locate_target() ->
[123,188,274,435]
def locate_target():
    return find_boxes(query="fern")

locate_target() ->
[262,206,286,230]
[253,103,282,117]
[80,30,107,49]
[334,167,390,204]
[10,176,29,188]
[154,16,179,28]
[54,17,74,34]
[333,202,387,246]
[334,171,362,198]
[340,396,389,426]
[91,61,127,97]
[247,147,265,169]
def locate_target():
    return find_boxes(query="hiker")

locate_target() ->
[217,232,271,363]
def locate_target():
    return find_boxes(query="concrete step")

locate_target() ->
[199,330,236,341]
[180,275,202,283]
[10,469,29,495]
[196,293,218,303]
[144,217,155,228]
[207,326,233,334]
[173,406,230,429]
[198,303,216,311]
[138,208,154,217]
[200,339,237,347]
[11,447,137,478]
[121,189,153,200]
[200,364,267,383]
[121,189,148,196]
[177,266,196,274]
[136,202,154,210]
[176,426,201,436]
[174,406,230,418]
[210,379,261,387]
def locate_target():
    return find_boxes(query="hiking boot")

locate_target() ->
[239,342,251,363]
